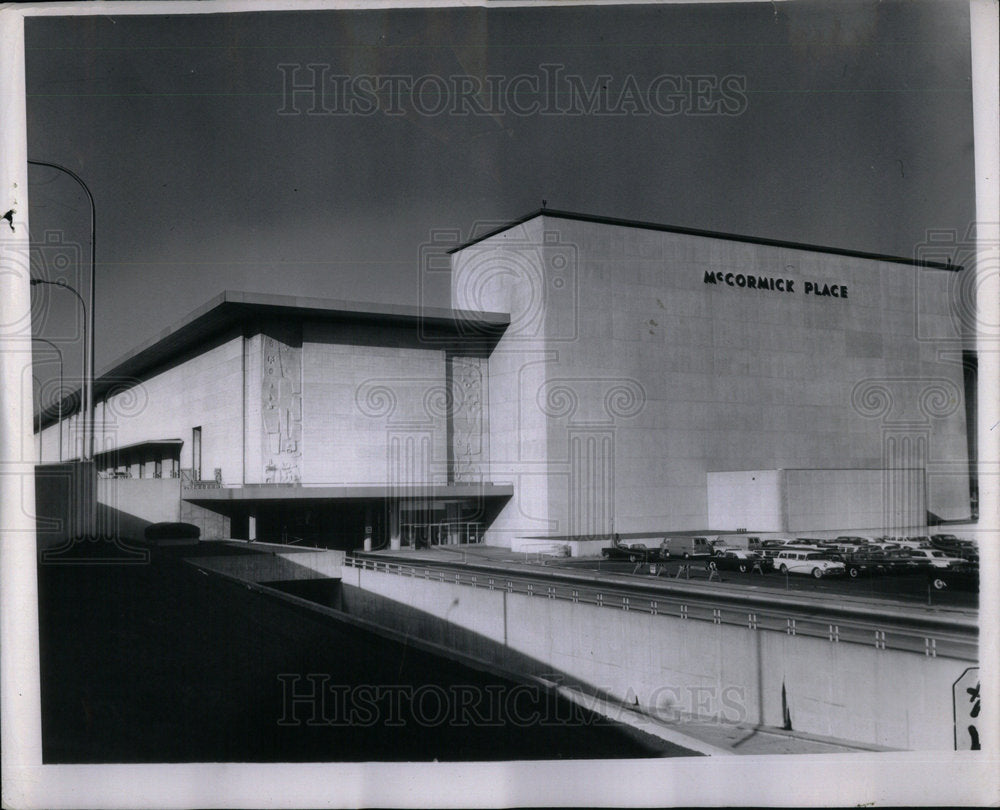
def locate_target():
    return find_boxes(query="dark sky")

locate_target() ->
[25,1,974,393]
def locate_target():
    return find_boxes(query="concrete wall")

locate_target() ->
[191,548,344,582]
[34,461,94,550]
[707,470,784,531]
[179,498,230,540]
[707,468,927,533]
[450,218,561,543]
[343,566,972,750]
[40,329,247,485]
[96,477,180,539]
[452,215,971,544]
[301,322,448,486]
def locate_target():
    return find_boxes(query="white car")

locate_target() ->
[887,538,931,550]
[774,550,846,578]
[904,548,965,569]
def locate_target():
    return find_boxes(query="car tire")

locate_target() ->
[932,578,948,590]
[848,566,860,578]
[779,564,788,575]
[738,563,748,573]
[812,567,824,579]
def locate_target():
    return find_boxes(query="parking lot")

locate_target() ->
[546,557,979,609]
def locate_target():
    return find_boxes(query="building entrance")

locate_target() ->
[401,521,482,548]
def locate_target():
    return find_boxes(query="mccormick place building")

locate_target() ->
[34,211,975,553]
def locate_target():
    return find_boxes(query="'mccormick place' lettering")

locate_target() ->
[703,270,847,299]
[703,271,795,293]
[804,281,848,298]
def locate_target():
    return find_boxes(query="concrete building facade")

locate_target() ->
[450,212,972,548]
[34,211,974,551]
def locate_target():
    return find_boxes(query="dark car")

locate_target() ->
[601,542,654,563]
[819,550,888,579]
[875,548,931,575]
[930,534,979,563]
[707,549,772,573]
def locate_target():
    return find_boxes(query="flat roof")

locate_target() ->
[37,291,509,427]
[93,438,183,459]
[181,482,514,503]
[448,208,962,272]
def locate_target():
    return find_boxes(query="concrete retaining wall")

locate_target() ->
[191,547,344,582]
[342,566,972,750]
[35,461,95,549]
[97,477,180,539]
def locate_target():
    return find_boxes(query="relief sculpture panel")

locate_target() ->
[450,356,486,482]
[262,331,302,483]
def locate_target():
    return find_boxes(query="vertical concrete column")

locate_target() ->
[248,514,257,542]
[446,501,461,544]
[0,7,43,774]
[389,500,401,550]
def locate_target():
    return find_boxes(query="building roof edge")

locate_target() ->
[446,209,963,272]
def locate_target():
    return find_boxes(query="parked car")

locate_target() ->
[762,542,814,559]
[952,542,980,564]
[928,562,979,592]
[774,550,846,578]
[795,537,829,547]
[875,547,930,575]
[903,547,966,569]
[818,550,888,578]
[601,539,654,563]
[834,535,875,548]
[707,549,772,573]
[658,535,713,559]
[762,538,802,551]
[930,534,979,562]
[712,534,763,553]
[878,536,928,552]
[930,533,962,546]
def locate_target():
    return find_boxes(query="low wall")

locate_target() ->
[97,477,181,539]
[35,462,95,550]
[180,497,231,540]
[341,563,975,751]
[189,547,344,582]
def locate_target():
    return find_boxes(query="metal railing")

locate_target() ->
[342,555,977,661]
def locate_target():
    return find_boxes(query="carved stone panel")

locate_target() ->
[450,356,486,482]
[262,331,302,484]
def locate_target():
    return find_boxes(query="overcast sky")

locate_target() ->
[25,0,974,394]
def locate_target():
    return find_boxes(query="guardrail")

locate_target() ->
[343,555,977,661]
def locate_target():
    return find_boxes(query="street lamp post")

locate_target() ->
[31,337,64,462]
[27,160,95,463]
[30,279,85,462]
